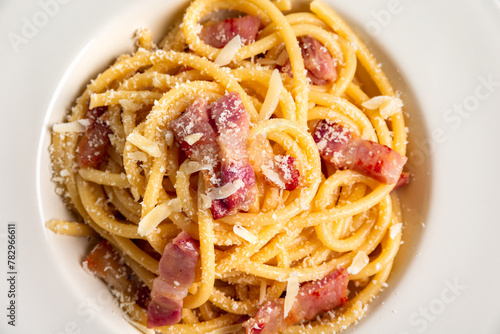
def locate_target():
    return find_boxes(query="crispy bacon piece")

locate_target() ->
[199,15,261,48]
[210,92,257,219]
[281,36,337,85]
[78,106,111,168]
[313,120,407,184]
[244,268,349,334]
[83,240,151,309]
[147,231,200,328]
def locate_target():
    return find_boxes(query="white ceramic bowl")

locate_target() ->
[1,0,499,333]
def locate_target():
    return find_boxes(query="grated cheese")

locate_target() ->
[184,133,203,145]
[53,119,89,133]
[259,69,283,121]
[348,251,369,275]
[233,225,258,244]
[390,223,403,239]
[214,35,242,66]
[126,132,162,158]
[207,179,245,200]
[137,199,182,236]
[284,272,300,318]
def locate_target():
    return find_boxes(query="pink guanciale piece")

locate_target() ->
[170,93,257,219]
[313,120,407,184]
[281,35,337,85]
[83,240,151,310]
[243,268,349,334]
[210,92,257,219]
[199,15,261,48]
[394,171,410,190]
[78,106,111,168]
[169,98,220,169]
[147,231,200,328]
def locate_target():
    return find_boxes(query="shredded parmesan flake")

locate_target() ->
[53,119,89,133]
[361,95,403,119]
[127,151,148,161]
[183,161,211,175]
[261,163,285,189]
[168,198,182,213]
[207,179,245,200]
[137,199,181,236]
[165,130,174,146]
[184,133,203,145]
[130,187,141,202]
[199,193,212,210]
[284,272,300,318]
[348,251,369,275]
[214,35,242,66]
[259,69,283,121]
[390,223,403,239]
[380,97,403,118]
[233,225,258,244]
[361,96,387,110]
[127,132,162,158]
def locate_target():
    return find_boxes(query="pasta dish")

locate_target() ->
[47,0,410,332]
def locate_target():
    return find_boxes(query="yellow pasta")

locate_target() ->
[48,0,411,333]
